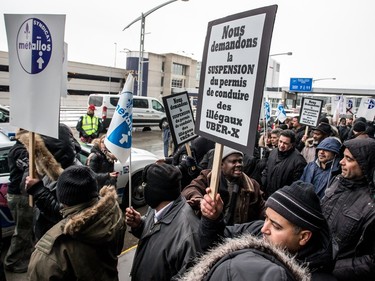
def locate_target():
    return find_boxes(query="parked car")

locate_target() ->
[88,93,167,130]
[0,124,158,236]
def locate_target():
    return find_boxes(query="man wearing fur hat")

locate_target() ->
[300,137,342,199]
[180,181,336,281]
[22,124,80,239]
[125,163,201,281]
[27,166,126,281]
[321,137,375,280]
[76,104,103,143]
[182,146,264,225]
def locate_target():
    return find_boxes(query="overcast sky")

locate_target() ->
[2,0,375,89]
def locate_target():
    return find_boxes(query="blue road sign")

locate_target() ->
[289,78,313,92]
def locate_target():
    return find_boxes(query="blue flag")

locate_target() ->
[104,74,134,164]
[264,101,271,121]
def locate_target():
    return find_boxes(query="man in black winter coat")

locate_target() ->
[261,130,307,198]
[321,137,375,281]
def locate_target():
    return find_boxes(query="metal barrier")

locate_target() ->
[60,107,87,127]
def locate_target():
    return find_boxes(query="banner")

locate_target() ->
[104,74,134,164]
[5,14,66,138]
[276,103,287,123]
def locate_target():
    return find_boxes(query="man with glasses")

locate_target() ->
[182,146,265,225]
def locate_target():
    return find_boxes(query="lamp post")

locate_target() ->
[312,77,336,83]
[269,52,293,57]
[123,0,189,96]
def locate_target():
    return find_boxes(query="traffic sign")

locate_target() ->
[289,78,313,92]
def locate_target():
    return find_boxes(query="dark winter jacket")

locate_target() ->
[300,159,341,199]
[322,176,375,281]
[179,234,311,281]
[7,138,28,195]
[321,137,375,281]
[262,147,307,198]
[182,169,265,224]
[27,186,126,281]
[198,218,337,281]
[130,196,202,281]
[87,146,116,188]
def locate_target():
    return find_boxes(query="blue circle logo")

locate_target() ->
[16,18,52,74]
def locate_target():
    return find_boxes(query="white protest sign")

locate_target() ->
[162,91,197,148]
[299,97,323,127]
[195,6,277,155]
[5,14,66,138]
[356,97,375,121]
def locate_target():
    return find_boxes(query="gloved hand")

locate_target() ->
[179,155,197,171]
[16,157,29,171]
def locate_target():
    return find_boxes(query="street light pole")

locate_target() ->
[123,0,189,96]
[269,52,293,57]
[312,77,336,83]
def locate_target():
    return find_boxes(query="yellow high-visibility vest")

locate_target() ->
[81,115,99,135]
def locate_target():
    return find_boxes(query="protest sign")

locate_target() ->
[299,97,323,127]
[5,14,66,138]
[162,91,197,148]
[195,5,277,156]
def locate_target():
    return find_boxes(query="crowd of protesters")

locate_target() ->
[1,113,374,281]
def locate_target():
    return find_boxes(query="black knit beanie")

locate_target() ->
[265,181,325,232]
[143,163,182,209]
[57,166,99,206]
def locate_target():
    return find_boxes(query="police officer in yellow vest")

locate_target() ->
[76,104,103,143]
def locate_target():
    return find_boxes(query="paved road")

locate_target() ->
[4,127,163,281]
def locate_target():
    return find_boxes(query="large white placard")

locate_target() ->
[5,14,66,138]
[195,6,277,154]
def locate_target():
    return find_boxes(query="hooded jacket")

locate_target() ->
[198,218,336,281]
[321,138,375,281]
[300,137,342,198]
[27,186,126,281]
[179,234,310,281]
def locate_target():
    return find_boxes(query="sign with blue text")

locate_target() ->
[289,78,313,92]
[5,14,66,138]
[195,5,278,155]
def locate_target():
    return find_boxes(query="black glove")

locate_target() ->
[179,156,197,171]
[16,157,29,171]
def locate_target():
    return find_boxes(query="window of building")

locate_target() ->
[172,63,186,75]
[161,76,164,87]
[171,79,184,88]
[161,62,165,72]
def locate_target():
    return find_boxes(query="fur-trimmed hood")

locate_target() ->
[17,124,76,181]
[62,186,125,243]
[179,234,310,281]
